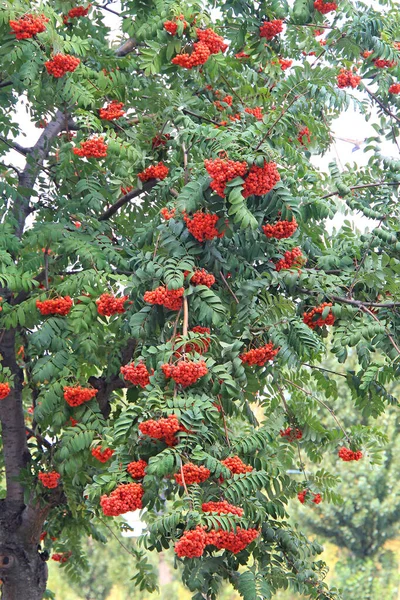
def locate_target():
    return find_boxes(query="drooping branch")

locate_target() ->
[98,179,157,220]
[363,84,400,124]
[321,180,399,200]
[297,288,400,309]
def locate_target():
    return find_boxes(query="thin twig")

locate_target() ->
[302,363,347,378]
[220,271,239,304]
[182,108,221,126]
[98,517,140,559]
[25,427,52,450]
[153,232,161,259]
[363,84,400,124]
[321,180,399,199]
[360,305,400,356]
[99,180,157,220]
[297,287,400,309]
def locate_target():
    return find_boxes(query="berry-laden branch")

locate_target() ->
[98,180,158,221]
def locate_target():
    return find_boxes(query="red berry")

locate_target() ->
[303,302,335,330]
[138,162,169,182]
[10,13,49,39]
[204,158,248,198]
[185,269,215,288]
[242,162,280,198]
[39,471,60,489]
[240,343,279,366]
[100,482,144,516]
[67,5,90,19]
[36,296,73,316]
[45,54,80,78]
[164,15,188,35]
[0,383,11,400]
[175,526,207,558]
[63,386,98,407]
[245,106,264,120]
[160,207,176,220]
[73,137,108,158]
[389,83,400,94]
[202,500,243,516]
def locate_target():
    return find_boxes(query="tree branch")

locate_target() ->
[321,180,399,200]
[115,37,137,57]
[0,137,32,156]
[297,288,400,309]
[181,108,221,126]
[98,179,157,220]
[363,84,400,124]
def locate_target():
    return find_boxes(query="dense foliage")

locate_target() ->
[1,0,400,598]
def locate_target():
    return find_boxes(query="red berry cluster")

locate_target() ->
[186,268,216,288]
[389,83,400,94]
[362,50,373,58]
[96,293,128,316]
[244,106,264,120]
[160,207,176,220]
[279,58,292,70]
[298,490,322,504]
[204,158,248,197]
[127,459,147,479]
[184,211,225,242]
[120,362,152,388]
[121,185,133,195]
[196,28,228,54]
[39,471,60,489]
[303,302,335,330]
[99,101,125,120]
[91,446,114,463]
[172,42,211,69]
[10,13,49,39]
[45,54,80,77]
[0,383,11,400]
[162,360,208,387]
[373,58,396,68]
[242,161,280,198]
[138,162,169,182]
[36,296,73,316]
[68,5,90,18]
[262,218,298,239]
[73,137,108,158]
[202,501,243,516]
[100,482,144,516]
[313,0,337,14]
[51,552,71,563]
[214,95,233,111]
[152,133,171,148]
[259,20,283,40]
[338,447,363,461]
[70,417,78,426]
[337,69,361,89]
[206,527,259,553]
[280,427,303,441]
[175,526,207,557]
[297,127,311,145]
[240,342,279,367]
[275,247,304,271]
[144,286,184,310]
[139,414,181,446]
[164,15,188,35]
[221,455,253,474]
[63,386,98,407]
[174,463,211,485]
[235,52,250,58]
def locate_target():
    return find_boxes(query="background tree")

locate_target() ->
[1,0,400,599]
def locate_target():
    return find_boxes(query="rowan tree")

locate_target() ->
[1,0,400,599]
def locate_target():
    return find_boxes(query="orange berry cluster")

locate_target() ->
[275,247,304,271]
[139,414,181,446]
[184,211,225,242]
[242,161,280,198]
[96,293,128,316]
[0,383,11,400]
[362,50,373,58]
[338,447,363,461]
[152,133,171,148]
[240,342,279,366]
[138,162,169,182]
[162,360,208,387]
[214,95,233,111]
[164,15,187,35]
[196,28,228,54]
[280,427,303,441]
[36,296,73,316]
[297,127,311,145]
[120,362,152,388]
[202,500,243,516]
[68,5,91,18]
[91,446,114,463]
[160,207,176,220]
[39,471,60,489]
[244,106,264,120]
[221,455,253,474]
[144,286,184,310]
[204,158,248,197]
[303,302,335,330]
[373,58,396,68]
[206,527,259,553]
[389,83,400,94]
[337,69,361,89]
[45,54,80,77]
[63,385,98,407]
[174,463,211,485]
[279,58,292,70]
[175,526,207,557]
[52,552,71,563]
[172,42,211,68]
[187,268,216,288]
[259,20,283,40]
[313,0,337,14]
[298,490,322,504]
[73,137,108,158]
[70,417,78,426]
[235,51,250,59]
[99,101,125,120]
[121,185,133,195]
[10,13,49,39]
[127,459,147,479]
[100,482,144,516]
[262,218,298,239]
